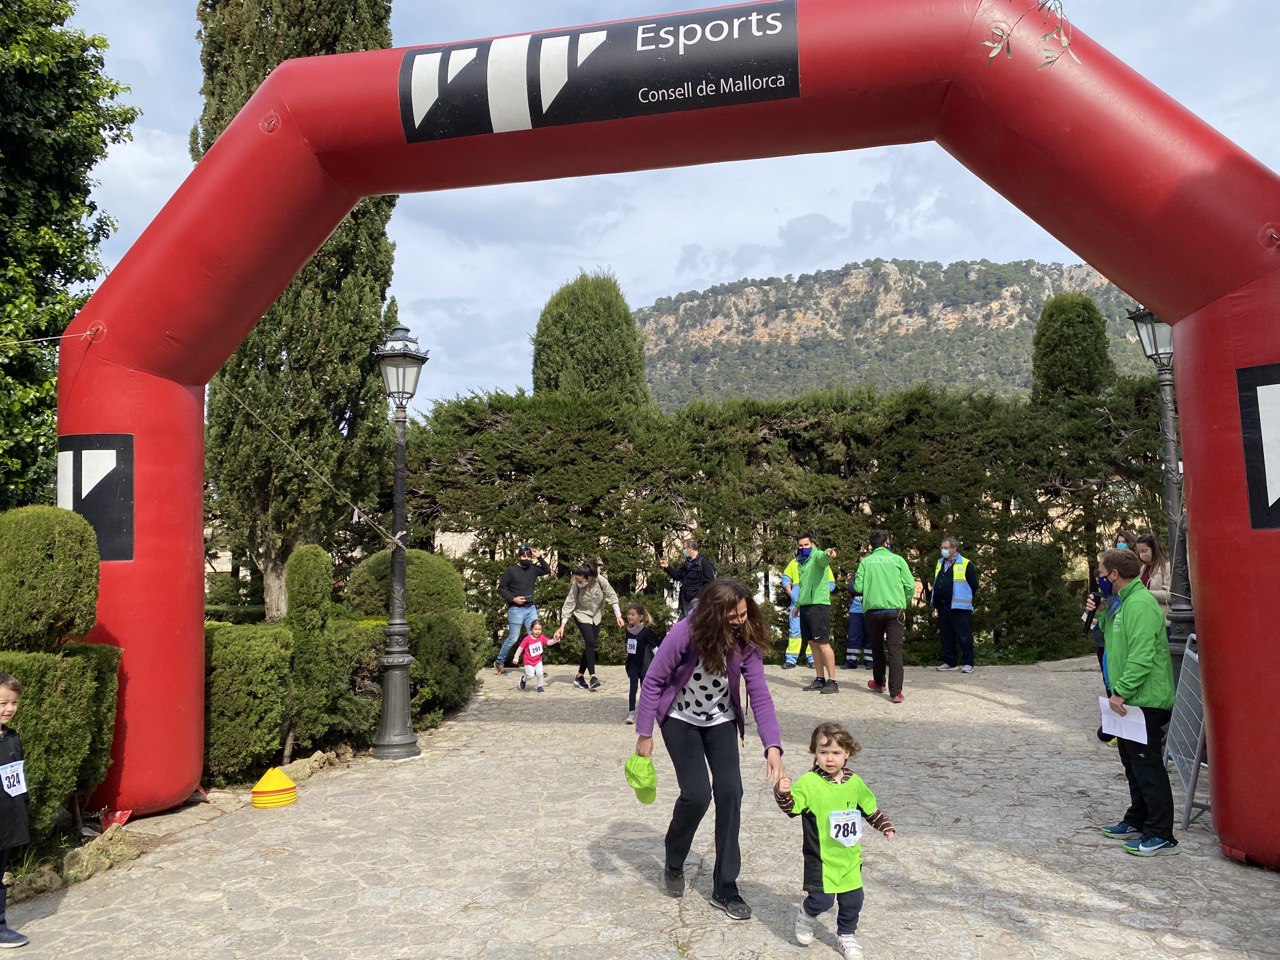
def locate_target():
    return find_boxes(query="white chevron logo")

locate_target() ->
[1259,382,1280,507]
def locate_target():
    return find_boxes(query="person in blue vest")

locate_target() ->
[932,536,979,674]
[842,570,871,669]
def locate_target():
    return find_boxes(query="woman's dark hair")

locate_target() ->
[625,603,652,625]
[1116,528,1140,549]
[688,578,771,675]
[809,722,861,758]
[571,563,597,580]
[1134,534,1169,571]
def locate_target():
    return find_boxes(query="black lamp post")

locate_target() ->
[1129,306,1194,678]
[371,325,428,760]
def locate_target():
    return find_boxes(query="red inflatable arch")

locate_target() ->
[58,0,1280,863]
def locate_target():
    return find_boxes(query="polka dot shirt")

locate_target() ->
[667,659,736,727]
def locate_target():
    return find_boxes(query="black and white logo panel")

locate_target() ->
[56,435,134,561]
[1238,363,1280,529]
[399,0,800,143]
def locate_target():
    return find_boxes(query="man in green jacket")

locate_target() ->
[853,530,916,704]
[794,533,840,694]
[1088,548,1178,856]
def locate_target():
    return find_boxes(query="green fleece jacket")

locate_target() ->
[1098,578,1175,709]
[853,547,914,611]
[796,551,833,606]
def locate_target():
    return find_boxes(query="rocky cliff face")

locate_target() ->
[635,259,1146,410]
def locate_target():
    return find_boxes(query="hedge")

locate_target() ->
[0,506,100,653]
[205,604,267,624]
[61,642,122,799]
[283,547,336,756]
[0,651,98,841]
[412,611,483,722]
[345,549,465,621]
[205,571,244,606]
[204,624,292,785]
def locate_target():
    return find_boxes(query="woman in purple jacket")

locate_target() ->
[635,578,786,921]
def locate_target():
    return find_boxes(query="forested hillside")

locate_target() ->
[635,259,1146,410]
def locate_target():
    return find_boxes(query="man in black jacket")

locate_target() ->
[495,546,552,674]
[662,538,716,619]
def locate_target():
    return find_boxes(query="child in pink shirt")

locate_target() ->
[515,620,549,693]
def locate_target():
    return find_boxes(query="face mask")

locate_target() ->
[1116,541,1128,550]
[1097,576,1113,597]
[682,549,690,558]
[730,623,745,640]
[940,548,950,559]
[797,547,812,560]
[519,559,531,568]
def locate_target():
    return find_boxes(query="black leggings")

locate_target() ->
[576,620,600,676]
[660,717,743,899]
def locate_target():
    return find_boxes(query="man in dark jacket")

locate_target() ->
[662,538,716,618]
[494,546,551,674]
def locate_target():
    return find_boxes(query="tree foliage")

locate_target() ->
[531,271,652,407]
[196,0,396,620]
[0,0,137,507]
[1031,292,1116,403]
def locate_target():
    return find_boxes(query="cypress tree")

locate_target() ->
[531,271,652,407]
[1030,292,1115,403]
[195,1,395,620]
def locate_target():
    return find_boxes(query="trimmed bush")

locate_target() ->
[345,549,465,621]
[285,545,333,632]
[0,651,97,841]
[0,506,100,652]
[328,618,385,746]
[984,542,1087,661]
[412,611,483,721]
[205,571,243,606]
[204,624,291,785]
[204,605,266,624]
[61,642,121,798]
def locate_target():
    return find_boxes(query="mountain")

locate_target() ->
[635,259,1150,410]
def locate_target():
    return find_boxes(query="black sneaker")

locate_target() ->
[781,661,797,670]
[802,677,826,692]
[573,676,590,691]
[821,679,839,694]
[710,892,752,920]
[662,866,685,898]
[589,676,602,690]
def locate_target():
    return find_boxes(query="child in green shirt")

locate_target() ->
[775,722,895,959]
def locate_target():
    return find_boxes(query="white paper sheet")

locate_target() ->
[1099,696,1147,744]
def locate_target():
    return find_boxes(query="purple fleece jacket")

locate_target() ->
[635,618,783,757]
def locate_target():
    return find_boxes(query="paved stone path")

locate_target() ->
[11,661,1280,959]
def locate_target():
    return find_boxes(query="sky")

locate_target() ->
[70,1,1280,411]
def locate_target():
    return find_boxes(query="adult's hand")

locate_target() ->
[1085,594,1097,613]
[513,595,526,605]
[789,607,798,618]
[1108,693,1128,716]
[763,746,784,786]
[616,615,625,627]
[553,626,565,642]
[635,735,654,758]
[826,548,837,559]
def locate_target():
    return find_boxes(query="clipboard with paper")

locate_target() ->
[1099,696,1147,744]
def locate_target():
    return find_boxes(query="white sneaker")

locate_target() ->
[839,933,863,958]
[625,711,635,724]
[960,665,974,674]
[935,664,958,671]
[794,907,816,946]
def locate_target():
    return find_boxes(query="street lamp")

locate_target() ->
[1129,306,1195,678]
[371,325,429,760]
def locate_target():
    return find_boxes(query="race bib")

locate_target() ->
[829,809,862,847]
[527,642,544,658]
[0,760,26,798]
[627,636,639,654]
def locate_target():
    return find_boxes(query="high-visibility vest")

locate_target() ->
[933,555,974,610]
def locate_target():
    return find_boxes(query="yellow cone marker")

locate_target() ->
[251,767,297,808]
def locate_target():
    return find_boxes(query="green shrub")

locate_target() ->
[328,618,385,746]
[412,611,482,719]
[204,605,266,624]
[61,642,121,797]
[983,542,1086,661]
[204,624,291,785]
[286,546,332,632]
[0,651,96,841]
[344,549,465,621]
[0,506,100,652]
[205,571,243,606]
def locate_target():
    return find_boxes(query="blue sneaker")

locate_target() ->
[1125,834,1180,857]
[1100,821,1141,839]
[0,926,29,948]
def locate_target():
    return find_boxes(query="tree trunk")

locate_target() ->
[262,551,288,621]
